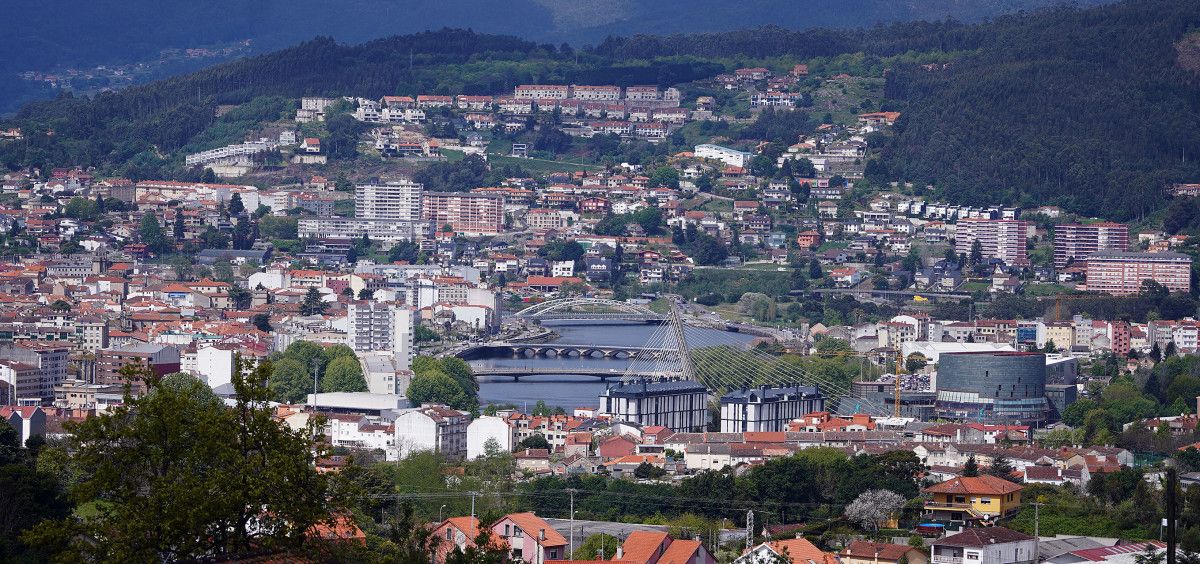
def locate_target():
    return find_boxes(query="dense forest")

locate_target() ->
[875,0,1200,221]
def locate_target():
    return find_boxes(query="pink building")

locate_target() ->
[954,219,1029,266]
[1085,251,1192,295]
[490,512,567,563]
[1054,222,1128,268]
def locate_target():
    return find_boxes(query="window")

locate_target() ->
[550,550,558,559]
[446,529,453,540]
[504,524,510,536]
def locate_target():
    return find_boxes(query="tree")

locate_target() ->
[389,240,419,263]
[407,371,468,409]
[228,193,245,215]
[968,239,983,266]
[139,211,168,253]
[251,313,272,333]
[25,366,328,561]
[845,489,906,532]
[1133,544,1166,564]
[634,462,667,479]
[357,288,374,301]
[517,434,551,451]
[809,259,823,278]
[300,287,328,316]
[1167,341,1179,359]
[648,166,680,189]
[962,455,980,477]
[905,353,928,373]
[986,455,1019,483]
[228,283,252,310]
[322,356,367,393]
[577,533,621,560]
[213,262,235,283]
[269,358,313,403]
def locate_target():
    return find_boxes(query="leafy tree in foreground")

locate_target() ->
[24,363,330,561]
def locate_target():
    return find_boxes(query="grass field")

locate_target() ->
[487,153,602,173]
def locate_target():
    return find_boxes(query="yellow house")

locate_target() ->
[923,475,1023,524]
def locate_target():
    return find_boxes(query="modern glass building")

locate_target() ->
[935,352,1048,424]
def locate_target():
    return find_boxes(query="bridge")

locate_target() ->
[458,342,679,360]
[512,297,666,323]
[472,366,675,381]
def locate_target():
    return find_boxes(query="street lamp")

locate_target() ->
[439,504,447,521]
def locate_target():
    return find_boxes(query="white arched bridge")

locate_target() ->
[511,297,666,323]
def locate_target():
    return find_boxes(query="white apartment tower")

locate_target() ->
[356,180,423,221]
[346,302,416,371]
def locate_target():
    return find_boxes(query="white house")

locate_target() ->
[393,404,469,459]
[1,406,46,447]
[931,527,1037,564]
[695,144,753,168]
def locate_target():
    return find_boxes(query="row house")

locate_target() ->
[455,95,494,110]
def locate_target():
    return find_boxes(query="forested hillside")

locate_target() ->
[4,0,1200,221]
[874,0,1200,221]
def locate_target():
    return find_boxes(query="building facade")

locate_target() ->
[393,404,469,459]
[1085,251,1192,295]
[954,219,1029,266]
[719,384,825,432]
[422,192,504,236]
[0,342,69,404]
[356,180,422,221]
[1052,222,1128,268]
[935,352,1047,425]
[599,379,709,431]
[95,343,181,396]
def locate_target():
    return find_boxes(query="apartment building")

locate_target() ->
[571,85,621,101]
[720,384,825,433]
[1085,251,1192,295]
[422,192,504,236]
[954,219,1029,266]
[95,343,181,396]
[1053,222,1128,268]
[514,85,571,100]
[695,144,754,168]
[599,378,710,432]
[355,180,423,221]
[346,302,415,369]
[0,342,69,404]
[394,404,469,459]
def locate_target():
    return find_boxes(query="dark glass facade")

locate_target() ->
[935,352,1048,424]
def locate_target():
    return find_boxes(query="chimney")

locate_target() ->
[539,529,546,541]
[616,546,624,559]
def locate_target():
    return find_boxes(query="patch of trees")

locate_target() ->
[406,356,479,413]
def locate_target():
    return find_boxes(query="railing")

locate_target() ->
[923,501,972,510]
[932,556,963,564]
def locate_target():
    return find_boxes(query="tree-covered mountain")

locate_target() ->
[0,0,1110,114]
[4,0,1200,222]
[873,0,1200,221]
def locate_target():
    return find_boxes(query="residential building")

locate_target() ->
[930,527,1036,564]
[393,404,469,459]
[297,217,428,244]
[954,219,1029,266]
[466,415,515,460]
[95,343,182,396]
[356,180,423,221]
[422,192,504,236]
[1053,223,1128,268]
[0,406,45,447]
[515,85,571,100]
[1085,251,1192,295]
[840,541,929,564]
[490,512,567,563]
[0,342,70,404]
[599,378,710,432]
[735,538,838,564]
[720,384,825,433]
[923,475,1023,524]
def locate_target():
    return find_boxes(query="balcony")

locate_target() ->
[932,556,963,564]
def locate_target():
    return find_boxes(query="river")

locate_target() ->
[473,321,757,411]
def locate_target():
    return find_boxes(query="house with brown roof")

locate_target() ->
[839,541,928,564]
[735,537,838,564]
[613,530,716,564]
[923,474,1023,525]
[930,527,1036,564]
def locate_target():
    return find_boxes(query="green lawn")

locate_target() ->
[441,148,466,163]
[817,241,848,251]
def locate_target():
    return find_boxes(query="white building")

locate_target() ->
[195,345,236,391]
[719,385,825,433]
[599,379,710,432]
[359,352,412,396]
[356,179,423,221]
[931,527,1037,564]
[695,144,753,168]
[466,415,515,460]
[297,217,429,244]
[393,404,469,459]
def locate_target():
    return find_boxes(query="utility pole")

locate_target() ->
[470,491,477,522]
[745,510,754,551]
[1032,502,1043,539]
[568,488,576,558]
[1168,468,1178,564]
